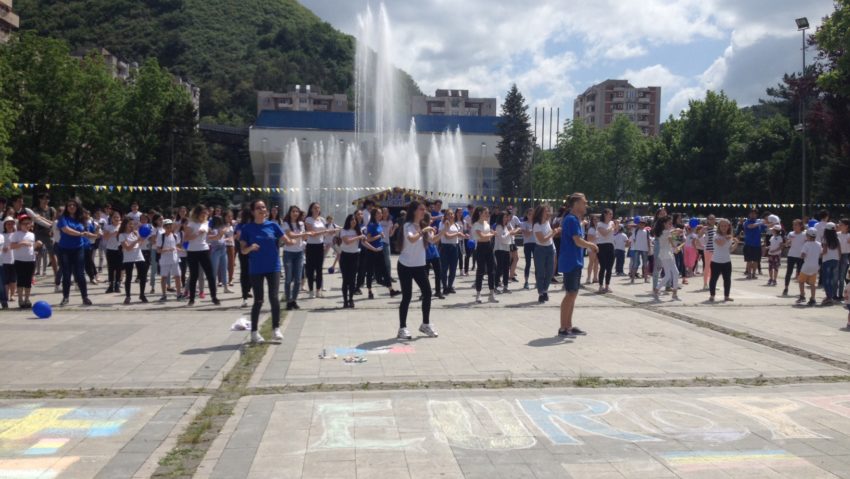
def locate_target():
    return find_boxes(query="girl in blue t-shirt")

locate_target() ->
[240,200,286,343]
[57,199,98,306]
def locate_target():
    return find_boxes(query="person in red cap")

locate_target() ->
[10,215,42,308]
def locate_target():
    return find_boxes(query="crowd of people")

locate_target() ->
[1,192,849,340]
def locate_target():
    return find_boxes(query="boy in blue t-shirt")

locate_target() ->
[558,193,598,338]
[743,209,765,280]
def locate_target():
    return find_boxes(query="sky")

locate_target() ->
[298,0,835,128]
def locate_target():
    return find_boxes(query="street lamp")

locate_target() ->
[796,17,808,218]
[170,128,178,213]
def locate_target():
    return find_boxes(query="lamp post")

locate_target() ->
[796,16,809,218]
[170,128,177,213]
[480,142,487,199]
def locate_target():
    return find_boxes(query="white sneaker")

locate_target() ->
[488,291,499,303]
[273,328,284,340]
[419,323,438,338]
[241,299,248,308]
[251,331,265,343]
[54,284,60,293]
[397,327,412,340]
[317,290,324,298]
[309,291,316,299]
[475,292,482,304]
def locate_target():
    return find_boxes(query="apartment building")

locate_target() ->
[257,86,349,114]
[411,89,497,117]
[0,0,19,44]
[573,80,661,136]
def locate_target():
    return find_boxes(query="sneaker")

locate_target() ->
[250,331,265,343]
[724,297,734,302]
[551,277,560,284]
[106,286,114,294]
[309,290,315,299]
[397,327,412,340]
[419,323,438,338]
[782,288,788,296]
[273,328,284,340]
[523,282,530,290]
[822,298,833,306]
[353,288,362,296]
[123,296,131,305]
[328,267,335,274]
[502,287,509,294]
[445,288,456,295]
[241,299,249,308]
[368,291,375,300]
[82,297,92,306]
[807,299,816,307]
[139,295,148,303]
[292,302,300,310]
[569,327,587,336]
[159,294,168,302]
[59,297,69,306]
[475,292,482,304]
[538,295,545,304]
[54,284,60,294]
[286,301,293,310]
[544,293,550,302]
[199,292,206,299]
[212,298,221,306]
[389,289,400,297]
[558,329,576,338]
[187,300,195,307]
[796,296,806,304]
[488,291,499,303]
[511,277,519,283]
[317,290,324,298]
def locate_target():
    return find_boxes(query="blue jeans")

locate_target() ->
[283,250,304,301]
[534,244,555,295]
[60,246,88,299]
[822,259,839,300]
[210,246,228,287]
[629,250,648,275]
[838,254,849,300]
[439,243,459,290]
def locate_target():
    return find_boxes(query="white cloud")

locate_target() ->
[298,0,836,120]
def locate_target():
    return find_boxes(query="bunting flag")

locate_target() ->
[3,182,849,209]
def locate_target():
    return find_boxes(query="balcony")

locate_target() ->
[0,8,18,30]
[638,97,650,103]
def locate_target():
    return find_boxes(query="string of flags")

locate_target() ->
[3,182,848,210]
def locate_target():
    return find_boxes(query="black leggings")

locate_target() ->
[474,242,495,292]
[709,261,732,298]
[250,272,281,331]
[84,248,96,281]
[305,243,324,292]
[464,243,476,273]
[495,249,511,288]
[523,243,535,281]
[784,257,803,288]
[597,243,615,286]
[340,252,359,304]
[238,253,251,299]
[106,248,122,288]
[365,249,389,290]
[427,257,442,296]
[123,261,149,297]
[179,257,188,286]
[397,262,430,329]
[187,250,216,301]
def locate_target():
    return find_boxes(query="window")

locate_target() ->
[451,100,460,107]
[626,103,636,110]
[482,168,499,197]
[268,162,281,188]
[299,98,308,104]
[627,90,636,98]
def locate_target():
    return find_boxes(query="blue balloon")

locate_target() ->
[183,241,190,249]
[32,301,52,319]
[808,219,817,228]
[689,218,700,228]
[633,216,641,224]
[466,239,476,250]
[138,224,153,238]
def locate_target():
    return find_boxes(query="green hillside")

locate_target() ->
[15,0,421,124]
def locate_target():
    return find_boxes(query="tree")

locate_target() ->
[496,84,533,197]
[0,49,18,184]
[602,115,645,203]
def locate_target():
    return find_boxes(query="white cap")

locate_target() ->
[806,227,817,237]
[825,222,836,231]
[163,219,174,226]
[767,214,780,225]
[2,216,14,223]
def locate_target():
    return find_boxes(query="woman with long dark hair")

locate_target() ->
[520,208,535,290]
[339,213,365,308]
[281,205,314,310]
[494,212,518,293]
[364,208,400,300]
[439,209,464,294]
[595,209,617,293]
[304,202,334,298]
[533,205,561,303]
[397,201,438,339]
[584,215,599,285]
[119,215,149,304]
[184,205,219,306]
[240,199,285,343]
[821,223,841,305]
[57,199,97,306]
[233,207,253,307]
[709,219,738,302]
[471,206,498,304]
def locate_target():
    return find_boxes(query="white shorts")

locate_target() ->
[159,262,181,278]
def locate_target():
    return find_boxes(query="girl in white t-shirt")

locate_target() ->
[304,203,337,298]
[520,208,535,289]
[156,220,183,302]
[494,212,519,293]
[339,214,366,309]
[471,206,498,304]
[653,216,681,301]
[119,216,148,304]
[2,217,16,306]
[532,205,561,303]
[783,219,806,296]
[585,215,599,285]
[103,210,123,293]
[438,209,465,294]
[822,224,841,305]
[708,219,738,302]
[766,225,784,287]
[11,216,40,308]
[183,205,219,306]
[595,209,617,293]
[396,201,438,340]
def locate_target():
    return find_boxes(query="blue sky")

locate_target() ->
[299,0,835,125]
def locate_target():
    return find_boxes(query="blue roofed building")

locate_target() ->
[249,89,503,200]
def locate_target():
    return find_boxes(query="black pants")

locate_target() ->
[365,249,389,290]
[784,256,803,289]
[357,247,368,289]
[474,242,495,292]
[251,272,281,331]
[238,253,251,299]
[305,243,324,292]
[523,243,535,281]
[60,247,88,299]
[597,243,615,286]
[709,261,732,298]
[615,249,626,275]
[106,248,122,289]
[340,252,359,304]
[398,262,430,328]
[495,249,511,289]
[674,250,685,278]
[123,261,149,297]
[464,242,476,273]
[179,257,188,286]
[84,247,96,281]
[457,243,464,273]
[427,257,442,296]
[187,250,216,301]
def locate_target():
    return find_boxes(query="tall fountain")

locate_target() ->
[281,2,468,220]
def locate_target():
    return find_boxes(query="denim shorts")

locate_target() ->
[563,267,582,293]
